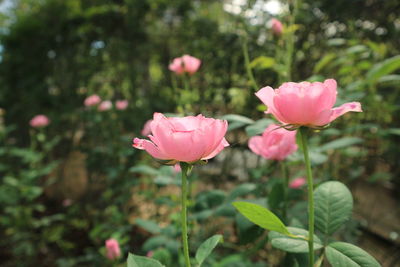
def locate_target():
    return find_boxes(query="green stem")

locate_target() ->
[180,162,192,267]
[241,35,259,91]
[299,127,314,267]
[280,161,289,223]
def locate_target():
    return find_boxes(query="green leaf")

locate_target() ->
[221,114,254,125]
[128,253,166,267]
[268,227,323,253]
[326,242,381,267]
[195,235,223,266]
[227,183,256,201]
[129,165,159,175]
[232,201,291,236]
[366,55,400,85]
[314,181,353,235]
[135,219,162,234]
[245,118,274,137]
[318,137,363,152]
[377,74,400,86]
[249,56,275,70]
[313,53,336,73]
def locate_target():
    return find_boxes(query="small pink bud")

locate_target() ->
[116,100,128,110]
[289,177,306,189]
[146,251,154,257]
[30,115,50,128]
[84,94,101,106]
[105,238,121,260]
[98,100,112,111]
[270,18,283,36]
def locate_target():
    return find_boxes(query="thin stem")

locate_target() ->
[180,162,192,267]
[241,35,259,91]
[280,161,290,223]
[299,127,314,267]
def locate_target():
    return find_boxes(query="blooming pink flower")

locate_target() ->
[105,238,121,260]
[248,124,298,161]
[30,115,50,128]
[169,55,201,75]
[141,120,153,136]
[271,18,283,36]
[289,177,306,189]
[84,94,101,106]
[255,79,362,128]
[133,113,229,164]
[98,100,112,111]
[116,100,128,110]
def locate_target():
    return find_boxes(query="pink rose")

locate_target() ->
[105,238,121,260]
[116,100,128,110]
[30,115,50,128]
[169,54,201,75]
[271,18,283,36]
[255,79,362,128]
[289,177,306,189]
[248,124,298,161]
[141,119,153,136]
[84,94,101,106]
[133,113,229,164]
[98,100,112,111]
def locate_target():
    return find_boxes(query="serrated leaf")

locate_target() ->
[195,235,223,266]
[232,201,290,236]
[314,181,353,235]
[326,242,381,267]
[268,227,323,253]
[128,253,166,267]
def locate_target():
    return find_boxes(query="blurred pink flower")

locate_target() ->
[141,120,152,136]
[169,54,201,75]
[173,164,181,173]
[133,113,229,164]
[289,177,306,189]
[84,94,101,106]
[30,115,50,128]
[105,238,121,260]
[98,100,112,111]
[255,79,362,128]
[62,199,72,207]
[146,251,154,258]
[116,100,128,110]
[271,18,283,36]
[248,124,297,161]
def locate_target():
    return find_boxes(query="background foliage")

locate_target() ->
[0,0,399,266]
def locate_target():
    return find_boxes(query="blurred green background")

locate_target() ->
[0,0,399,266]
